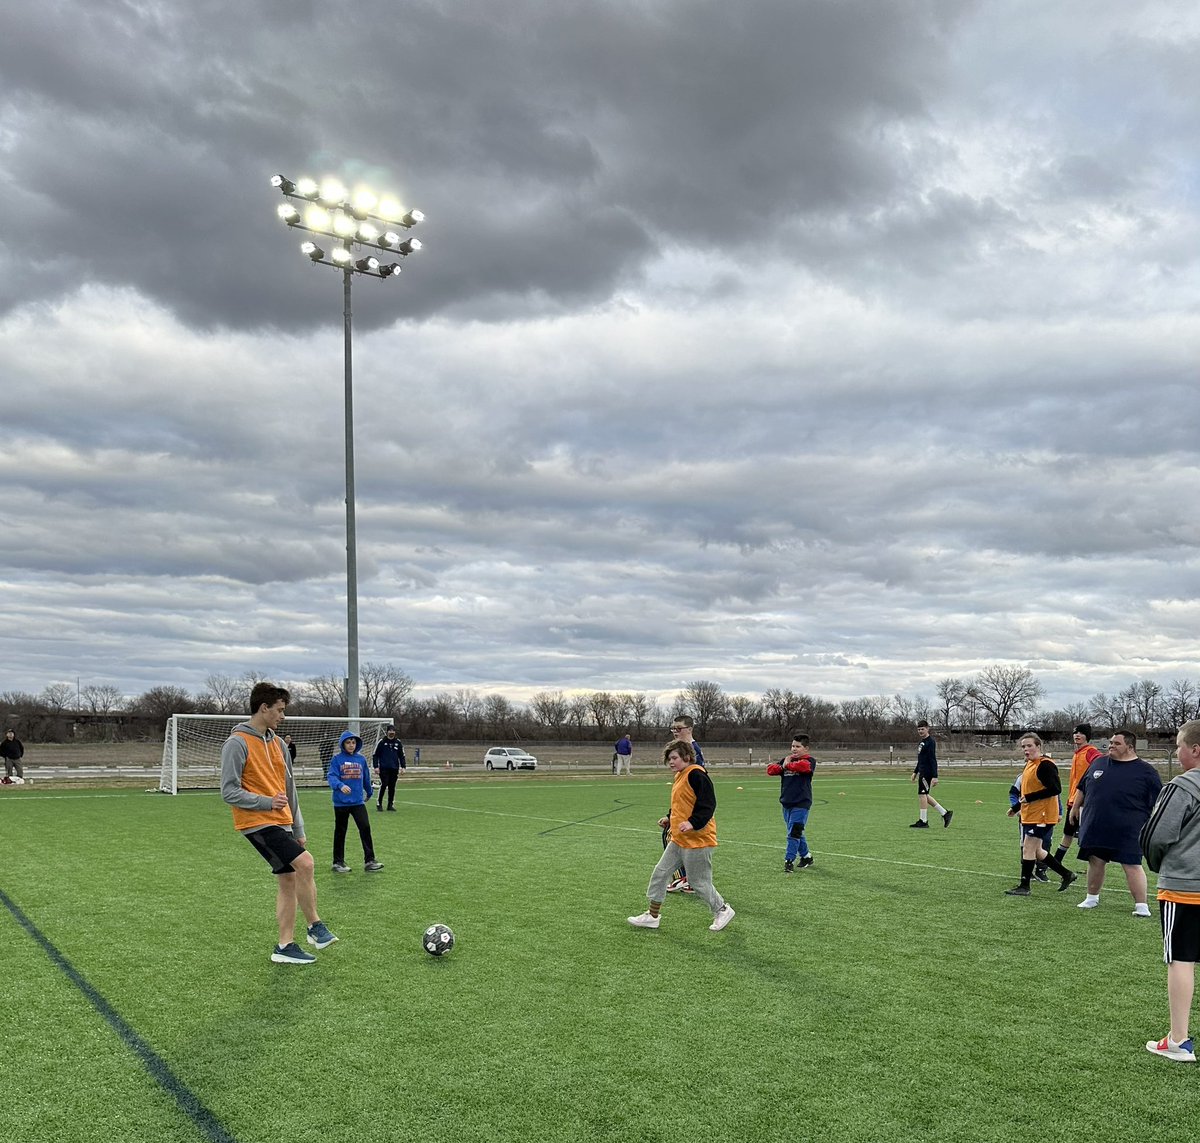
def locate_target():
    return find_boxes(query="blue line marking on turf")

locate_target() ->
[0,886,239,1143]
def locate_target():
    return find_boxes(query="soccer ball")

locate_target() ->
[422,923,455,956]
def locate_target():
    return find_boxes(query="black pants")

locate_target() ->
[377,768,399,808]
[333,803,375,864]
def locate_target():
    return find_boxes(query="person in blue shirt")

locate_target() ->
[327,731,384,873]
[767,732,817,871]
[1070,728,1161,914]
[910,721,952,828]
[372,726,406,811]
[614,733,634,776]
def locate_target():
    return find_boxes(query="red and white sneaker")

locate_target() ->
[666,877,690,893]
[1146,1035,1196,1062]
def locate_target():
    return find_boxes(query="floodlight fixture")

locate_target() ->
[401,209,425,228]
[277,203,301,225]
[331,246,352,265]
[332,214,358,237]
[270,174,296,195]
[305,205,332,230]
[357,222,380,242]
[319,179,348,205]
[352,189,378,213]
[295,177,319,199]
[300,241,325,261]
[382,263,403,277]
[355,257,381,273]
[377,197,403,220]
[394,238,422,256]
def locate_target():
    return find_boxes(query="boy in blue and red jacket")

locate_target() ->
[327,731,384,874]
[767,732,817,872]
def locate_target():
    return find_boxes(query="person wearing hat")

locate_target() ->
[1050,724,1103,868]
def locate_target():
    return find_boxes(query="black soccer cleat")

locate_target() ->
[1005,885,1032,896]
[1032,868,1050,883]
[798,855,814,868]
[909,820,930,829]
[1058,870,1078,893]
[942,809,953,828]
[784,859,795,873]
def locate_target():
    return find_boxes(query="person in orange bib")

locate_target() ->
[1004,733,1078,897]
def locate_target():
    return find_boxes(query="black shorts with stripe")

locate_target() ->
[1160,900,1200,964]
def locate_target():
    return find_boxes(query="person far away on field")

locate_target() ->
[329,731,384,874]
[1140,719,1200,1063]
[1070,728,1162,916]
[664,715,706,894]
[910,721,952,828]
[628,738,734,933]
[2,728,25,782]
[1004,733,1078,897]
[220,682,337,966]
[766,731,816,872]
[614,732,633,776]
[372,725,406,811]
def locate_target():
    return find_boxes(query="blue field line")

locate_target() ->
[0,886,240,1143]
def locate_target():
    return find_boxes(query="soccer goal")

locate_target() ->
[158,714,395,794]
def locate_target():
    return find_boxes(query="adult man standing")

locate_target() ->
[220,681,337,965]
[372,726,405,811]
[1140,719,1200,1062]
[1,729,25,781]
[614,733,633,776]
[1070,728,1162,915]
[910,722,952,829]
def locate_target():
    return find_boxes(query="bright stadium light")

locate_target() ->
[269,172,427,721]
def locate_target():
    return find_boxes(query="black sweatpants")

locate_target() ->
[333,803,376,864]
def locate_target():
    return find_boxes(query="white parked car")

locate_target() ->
[484,747,538,771]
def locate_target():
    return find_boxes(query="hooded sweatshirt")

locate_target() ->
[220,721,304,837]
[1141,767,1200,901]
[327,731,373,807]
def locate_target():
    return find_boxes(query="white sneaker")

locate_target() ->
[627,911,660,929]
[709,904,735,932]
[666,877,689,893]
[1077,897,1100,909]
[1133,903,1152,917]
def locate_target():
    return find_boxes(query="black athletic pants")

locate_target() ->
[333,803,376,864]
[377,768,399,808]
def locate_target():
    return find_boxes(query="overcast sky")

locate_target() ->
[2,0,1198,714]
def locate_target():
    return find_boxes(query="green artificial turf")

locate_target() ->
[0,773,1189,1143]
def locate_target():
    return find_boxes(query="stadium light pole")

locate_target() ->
[270,174,424,722]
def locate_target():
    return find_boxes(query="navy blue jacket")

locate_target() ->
[373,736,406,769]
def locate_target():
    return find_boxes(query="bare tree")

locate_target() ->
[762,688,803,734]
[80,684,126,714]
[453,689,484,734]
[299,673,346,716]
[1088,691,1129,731]
[483,693,516,737]
[129,685,196,724]
[200,673,246,714]
[627,692,653,731]
[588,691,617,731]
[935,678,967,729]
[567,694,590,738]
[1162,679,1199,730]
[728,694,762,727]
[41,683,75,714]
[361,663,414,718]
[839,696,890,739]
[679,680,728,738]
[1126,678,1163,730]
[530,690,569,734]
[967,667,1044,731]
[891,693,915,726]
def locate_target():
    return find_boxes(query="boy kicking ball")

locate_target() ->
[628,739,734,933]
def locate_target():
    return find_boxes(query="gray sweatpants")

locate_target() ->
[648,842,725,916]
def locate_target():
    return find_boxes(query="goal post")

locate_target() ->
[158,714,396,794]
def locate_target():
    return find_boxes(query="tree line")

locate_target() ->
[5,663,1200,744]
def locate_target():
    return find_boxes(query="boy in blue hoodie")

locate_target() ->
[327,731,384,873]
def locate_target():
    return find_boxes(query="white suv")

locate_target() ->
[484,747,538,771]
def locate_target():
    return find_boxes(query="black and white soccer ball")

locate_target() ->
[422,923,455,956]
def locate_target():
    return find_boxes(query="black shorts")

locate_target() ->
[1161,900,1200,964]
[1062,804,1078,838]
[1078,843,1143,866]
[916,773,935,795]
[1021,823,1055,845]
[244,825,306,874]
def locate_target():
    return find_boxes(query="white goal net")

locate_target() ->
[159,714,395,794]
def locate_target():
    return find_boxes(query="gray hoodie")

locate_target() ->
[1140,767,1200,894]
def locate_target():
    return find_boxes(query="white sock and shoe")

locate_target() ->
[628,911,660,929]
[709,904,735,932]
[1133,902,1152,917]
[1077,895,1100,909]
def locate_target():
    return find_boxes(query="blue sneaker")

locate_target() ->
[306,921,338,950]
[271,942,316,965]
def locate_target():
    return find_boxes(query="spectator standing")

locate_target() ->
[614,733,633,776]
[910,722,952,829]
[372,727,405,811]
[1,729,24,781]
[1071,728,1162,915]
[1140,719,1200,1062]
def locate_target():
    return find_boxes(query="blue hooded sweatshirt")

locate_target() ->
[327,731,373,807]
